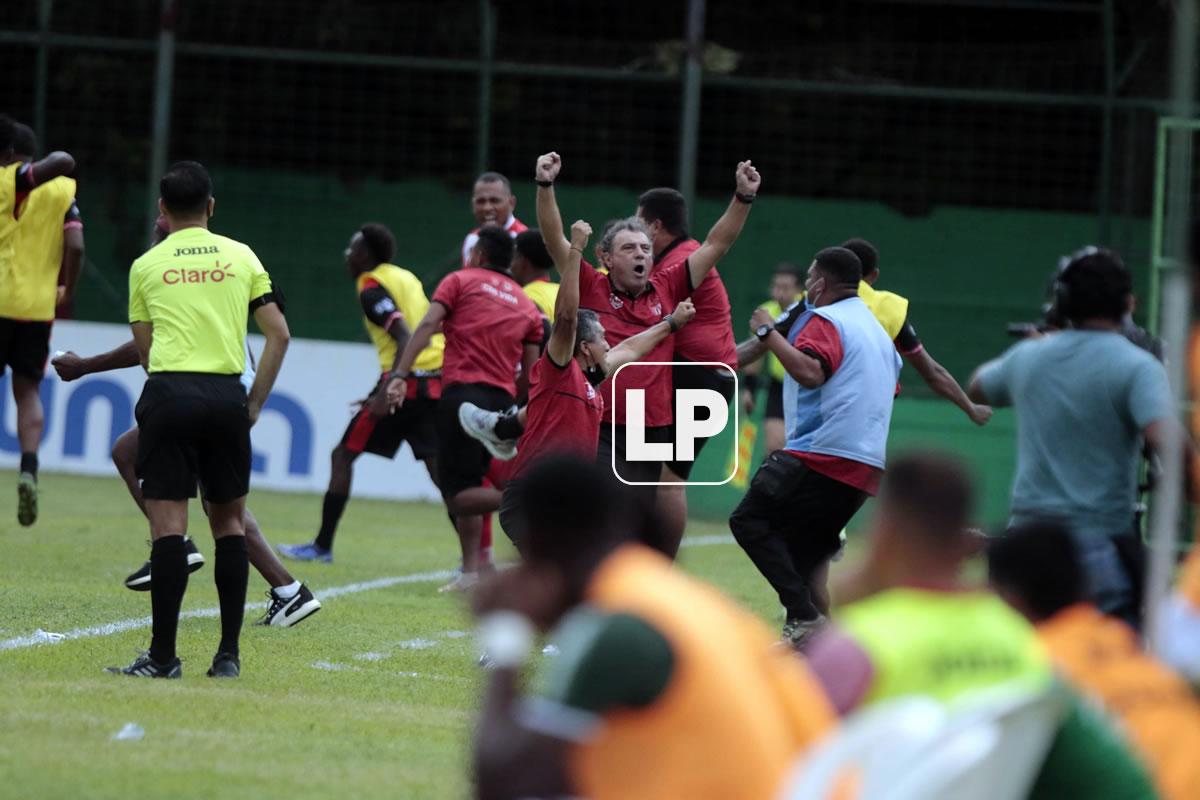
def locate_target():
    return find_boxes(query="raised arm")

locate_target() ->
[29,151,75,185]
[52,339,141,381]
[605,299,696,375]
[688,160,762,287]
[248,302,291,426]
[546,220,592,367]
[534,152,571,267]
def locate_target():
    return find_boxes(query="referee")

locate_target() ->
[108,161,289,679]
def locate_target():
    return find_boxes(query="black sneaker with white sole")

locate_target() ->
[124,537,206,591]
[255,584,322,627]
[105,651,182,679]
[207,651,240,678]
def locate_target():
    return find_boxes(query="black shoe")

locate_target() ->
[124,537,205,591]
[207,651,240,678]
[105,651,182,678]
[781,614,827,651]
[255,584,322,627]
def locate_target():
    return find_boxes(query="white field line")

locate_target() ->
[0,535,735,654]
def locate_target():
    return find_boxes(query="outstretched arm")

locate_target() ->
[605,299,696,375]
[534,152,571,268]
[52,340,141,381]
[388,303,449,406]
[687,160,762,287]
[546,220,592,367]
[906,348,992,425]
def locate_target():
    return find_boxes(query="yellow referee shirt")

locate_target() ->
[521,277,559,319]
[129,226,272,374]
[0,163,25,307]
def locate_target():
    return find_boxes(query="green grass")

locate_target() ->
[0,469,787,800]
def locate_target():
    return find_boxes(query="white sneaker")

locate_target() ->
[438,572,480,594]
[458,402,517,461]
[256,584,322,627]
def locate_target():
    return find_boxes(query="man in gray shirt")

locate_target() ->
[969,248,1176,627]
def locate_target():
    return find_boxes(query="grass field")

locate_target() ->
[0,469,790,800]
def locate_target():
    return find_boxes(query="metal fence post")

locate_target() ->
[677,0,705,213]
[145,0,177,248]
[33,0,54,141]
[1146,0,1197,654]
[476,0,496,177]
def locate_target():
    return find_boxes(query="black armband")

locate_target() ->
[248,292,278,313]
[536,179,553,188]
[664,314,679,333]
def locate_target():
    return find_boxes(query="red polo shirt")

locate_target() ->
[510,354,605,479]
[431,267,543,395]
[579,260,691,427]
[655,237,737,368]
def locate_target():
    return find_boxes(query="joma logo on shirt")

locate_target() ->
[174,246,220,256]
[163,261,234,285]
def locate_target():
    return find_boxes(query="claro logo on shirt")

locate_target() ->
[163,260,235,285]
[611,361,738,486]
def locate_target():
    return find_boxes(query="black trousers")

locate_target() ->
[730,451,867,622]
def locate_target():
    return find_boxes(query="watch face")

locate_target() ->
[757,324,771,337]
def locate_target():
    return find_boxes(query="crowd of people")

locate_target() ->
[5,109,1200,797]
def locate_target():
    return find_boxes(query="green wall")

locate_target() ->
[69,171,1149,525]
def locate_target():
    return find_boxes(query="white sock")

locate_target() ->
[273,580,301,599]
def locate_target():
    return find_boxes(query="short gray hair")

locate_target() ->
[598,216,652,254]
[574,308,603,350]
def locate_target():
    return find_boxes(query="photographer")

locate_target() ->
[969,247,1185,629]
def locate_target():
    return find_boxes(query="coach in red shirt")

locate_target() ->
[534,152,761,518]
[392,226,543,587]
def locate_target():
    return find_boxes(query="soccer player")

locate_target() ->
[804,453,1159,800]
[390,225,543,592]
[735,238,992,427]
[731,247,900,647]
[471,455,834,800]
[511,229,558,320]
[741,263,804,454]
[52,340,320,628]
[990,522,1200,800]
[107,161,289,679]
[461,171,527,267]
[968,247,1183,627]
[536,153,760,547]
[0,114,77,525]
[278,223,443,563]
[636,187,739,550]
[485,217,695,549]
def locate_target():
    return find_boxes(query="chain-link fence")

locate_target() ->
[0,0,1179,371]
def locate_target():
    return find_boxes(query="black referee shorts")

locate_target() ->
[0,317,51,382]
[437,383,514,500]
[135,373,251,504]
[664,361,736,480]
[339,376,439,461]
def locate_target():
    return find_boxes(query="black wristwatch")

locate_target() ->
[755,323,773,342]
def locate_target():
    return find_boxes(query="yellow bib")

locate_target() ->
[3,176,76,320]
[357,264,443,374]
[857,280,909,341]
[521,278,558,319]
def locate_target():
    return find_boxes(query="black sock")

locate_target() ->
[214,536,249,657]
[314,492,349,551]
[149,535,189,664]
[494,413,524,441]
[19,452,37,477]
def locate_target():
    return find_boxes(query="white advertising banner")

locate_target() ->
[0,320,439,501]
